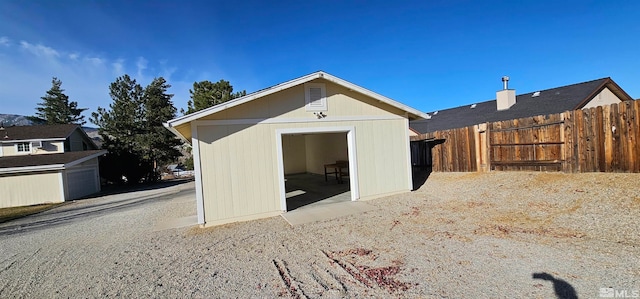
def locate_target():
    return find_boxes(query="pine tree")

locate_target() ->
[91,75,181,184]
[91,75,147,184]
[33,77,86,125]
[143,77,181,174]
[183,79,246,114]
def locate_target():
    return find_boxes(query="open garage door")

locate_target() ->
[276,127,359,212]
[67,168,99,200]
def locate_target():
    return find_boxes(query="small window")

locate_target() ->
[305,83,327,111]
[16,142,31,153]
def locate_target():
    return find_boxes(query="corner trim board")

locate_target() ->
[191,122,206,225]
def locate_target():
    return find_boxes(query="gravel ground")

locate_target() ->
[0,171,638,298]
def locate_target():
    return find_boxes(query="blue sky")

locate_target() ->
[1,0,638,120]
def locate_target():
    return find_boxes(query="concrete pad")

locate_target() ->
[281,201,377,226]
[154,215,198,231]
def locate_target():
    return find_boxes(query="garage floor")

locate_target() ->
[283,173,376,226]
[284,173,351,211]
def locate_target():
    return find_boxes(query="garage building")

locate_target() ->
[165,71,429,227]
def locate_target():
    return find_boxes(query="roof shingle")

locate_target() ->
[410,77,630,134]
[0,150,106,169]
[0,124,79,141]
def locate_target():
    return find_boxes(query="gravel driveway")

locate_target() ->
[0,172,638,298]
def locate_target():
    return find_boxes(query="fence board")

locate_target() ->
[411,100,640,173]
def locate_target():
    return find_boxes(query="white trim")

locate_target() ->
[275,133,286,211]
[275,126,359,212]
[58,171,66,201]
[0,151,106,175]
[0,138,65,144]
[163,122,191,144]
[0,144,3,157]
[193,115,403,127]
[14,142,32,155]
[64,150,107,168]
[346,129,359,199]
[403,116,414,191]
[165,71,430,130]
[191,122,206,225]
[304,83,327,111]
[0,164,65,174]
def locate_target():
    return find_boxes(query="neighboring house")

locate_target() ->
[165,71,429,227]
[0,124,106,208]
[410,77,634,134]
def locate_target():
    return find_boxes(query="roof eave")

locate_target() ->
[0,138,66,143]
[575,78,634,109]
[63,150,108,168]
[163,122,191,144]
[165,71,431,128]
[0,164,65,174]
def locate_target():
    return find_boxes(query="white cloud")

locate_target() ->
[84,57,103,66]
[136,56,148,79]
[0,39,192,118]
[20,41,60,58]
[112,59,125,76]
[0,36,9,47]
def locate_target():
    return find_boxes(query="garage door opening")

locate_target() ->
[276,127,359,212]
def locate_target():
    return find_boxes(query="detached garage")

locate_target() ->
[165,71,429,227]
[0,150,106,208]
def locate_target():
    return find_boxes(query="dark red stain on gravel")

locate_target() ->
[324,248,412,293]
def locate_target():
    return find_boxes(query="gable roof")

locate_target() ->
[0,124,80,142]
[165,71,430,141]
[0,150,106,174]
[411,77,633,134]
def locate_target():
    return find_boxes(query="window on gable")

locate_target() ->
[17,142,31,153]
[305,83,327,111]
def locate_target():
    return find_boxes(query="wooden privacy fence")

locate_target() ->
[411,100,640,173]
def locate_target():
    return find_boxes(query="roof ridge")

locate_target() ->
[518,77,610,96]
[425,77,612,114]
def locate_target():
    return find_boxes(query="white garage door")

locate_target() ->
[67,169,99,200]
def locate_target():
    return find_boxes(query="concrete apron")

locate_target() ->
[281,200,377,226]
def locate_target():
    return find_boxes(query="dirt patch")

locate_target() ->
[0,203,65,223]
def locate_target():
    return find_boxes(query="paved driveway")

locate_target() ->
[0,181,197,236]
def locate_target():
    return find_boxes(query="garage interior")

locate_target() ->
[281,132,351,211]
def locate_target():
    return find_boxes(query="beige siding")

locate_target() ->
[282,135,307,174]
[193,79,412,225]
[201,79,406,121]
[0,171,63,208]
[582,87,622,109]
[68,129,95,151]
[2,140,65,156]
[1,143,18,156]
[1,143,32,156]
[198,124,280,222]
[197,118,410,224]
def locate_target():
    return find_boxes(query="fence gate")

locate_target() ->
[488,114,566,171]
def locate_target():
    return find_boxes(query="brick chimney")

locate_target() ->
[496,76,516,110]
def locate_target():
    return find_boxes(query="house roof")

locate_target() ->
[165,71,431,142]
[410,77,633,134]
[0,124,80,142]
[0,150,106,174]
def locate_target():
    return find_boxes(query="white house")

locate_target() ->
[0,124,106,208]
